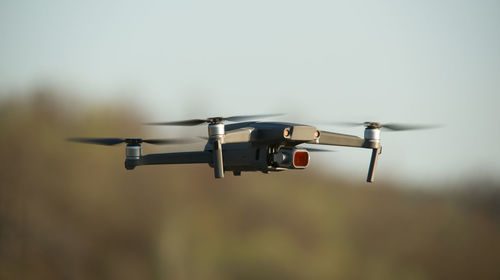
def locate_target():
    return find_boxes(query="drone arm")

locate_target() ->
[126,151,212,169]
[312,131,366,148]
[310,130,382,183]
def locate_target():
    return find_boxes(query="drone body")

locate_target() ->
[69,115,435,182]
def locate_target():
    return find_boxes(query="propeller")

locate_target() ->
[296,146,337,152]
[305,148,336,152]
[333,121,441,131]
[67,137,196,146]
[145,113,284,126]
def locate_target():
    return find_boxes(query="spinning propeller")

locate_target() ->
[335,121,441,131]
[67,137,195,146]
[331,121,440,182]
[145,114,283,126]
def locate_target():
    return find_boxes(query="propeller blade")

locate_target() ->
[331,122,365,127]
[330,121,441,131]
[68,137,198,146]
[296,145,337,152]
[302,147,337,152]
[67,137,125,146]
[145,114,284,126]
[381,123,442,131]
[225,113,284,122]
[145,119,208,126]
[142,138,198,145]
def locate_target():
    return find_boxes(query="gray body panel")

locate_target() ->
[225,122,318,146]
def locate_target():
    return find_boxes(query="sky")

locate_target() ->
[1,0,499,184]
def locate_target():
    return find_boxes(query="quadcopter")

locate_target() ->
[68,114,436,182]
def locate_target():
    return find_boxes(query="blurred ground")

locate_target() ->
[1,90,499,280]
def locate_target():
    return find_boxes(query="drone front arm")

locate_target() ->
[125,151,212,169]
[312,131,366,148]
[309,130,381,183]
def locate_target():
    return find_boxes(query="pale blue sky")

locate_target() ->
[1,0,499,183]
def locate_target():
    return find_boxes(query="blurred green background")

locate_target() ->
[1,91,499,280]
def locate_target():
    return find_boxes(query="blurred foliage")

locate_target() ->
[0,90,499,280]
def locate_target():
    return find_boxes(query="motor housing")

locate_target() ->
[126,145,142,160]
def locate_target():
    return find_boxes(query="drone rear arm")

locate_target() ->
[125,151,212,169]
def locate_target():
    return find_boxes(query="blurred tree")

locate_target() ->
[0,91,499,280]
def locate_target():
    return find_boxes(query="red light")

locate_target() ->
[293,151,309,167]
